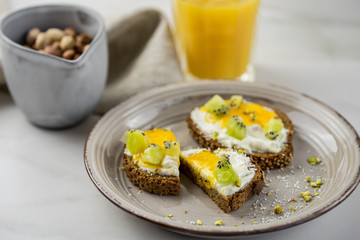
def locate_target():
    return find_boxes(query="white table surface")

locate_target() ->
[1,0,360,239]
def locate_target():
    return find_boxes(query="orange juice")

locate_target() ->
[173,0,260,79]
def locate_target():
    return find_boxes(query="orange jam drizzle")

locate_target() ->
[186,151,219,180]
[201,101,277,128]
[132,128,177,168]
[145,128,177,149]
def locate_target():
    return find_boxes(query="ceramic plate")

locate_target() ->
[84,81,360,237]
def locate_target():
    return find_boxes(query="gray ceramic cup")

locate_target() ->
[0,4,108,128]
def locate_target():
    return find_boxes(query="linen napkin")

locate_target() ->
[95,9,183,114]
[0,6,184,114]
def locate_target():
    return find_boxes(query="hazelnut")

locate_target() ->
[34,32,50,50]
[75,43,84,53]
[52,41,61,50]
[45,28,64,42]
[62,49,76,60]
[64,27,76,36]
[82,44,90,52]
[43,45,61,57]
[24,27,92,60]
[73,53,81,60]
[76,34,91,45]
[60,35,75,51]
[26,28,40,45]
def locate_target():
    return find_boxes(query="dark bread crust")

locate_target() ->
[187,105,294,170]
[123,150,180,195]
[180,155,265,213]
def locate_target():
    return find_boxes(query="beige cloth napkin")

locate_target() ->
[95,10,183,114]
[0,6,183,114]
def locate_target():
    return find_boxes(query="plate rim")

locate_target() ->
[84,81,360,237]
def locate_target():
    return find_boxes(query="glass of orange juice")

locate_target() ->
[172,0,260,81]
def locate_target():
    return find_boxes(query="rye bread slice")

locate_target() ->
[187,105,294,170]
[123,150,180,195]
[180,155,265,213]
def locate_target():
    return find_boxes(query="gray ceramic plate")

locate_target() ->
[84,81,360,237]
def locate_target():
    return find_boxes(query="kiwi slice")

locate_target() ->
[214,154,239,184]
[142,144,165,165]
[264,117,284,140]
[204,94,229,117]
[164,140,180,157]
[226,116,247,140]
[228,95,243,108]
[121,129,151,155]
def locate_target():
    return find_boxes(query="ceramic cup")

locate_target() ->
[0,4,108,128]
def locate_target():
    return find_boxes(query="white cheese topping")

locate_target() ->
[124,149,179,177]
[190,107,288,153]
[180,148,206,157]
[181,149,256,196]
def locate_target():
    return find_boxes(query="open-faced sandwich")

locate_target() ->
[180,148,265,213]
[187,94,294,169]
[121,128,181,195]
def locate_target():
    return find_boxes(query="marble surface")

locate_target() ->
[1,0,360,239]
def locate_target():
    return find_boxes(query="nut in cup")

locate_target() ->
[0,4,108,129]
[172,0,260,81]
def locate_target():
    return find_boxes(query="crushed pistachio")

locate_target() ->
[167,214,173,218]
[212,132,219,140]
[236,179,242,187]
[315,192,319,196]
[196,219,202,225]
[310,178,323,188]
[252,222,257,225]
[300,191,311,197]
[250,112,257,121]
[274,205,282,214]
[290,206,295,211]
[243,109,251,115]
[316,179,323,186]
[300,191,312,202]
[307,156,321,166]
[215,220,223,226]
[237,149,245,154]
[306,177,312,182]
[234,224,239,227]
[303,195,312,202]
[128,193,133,197]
